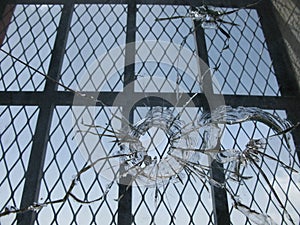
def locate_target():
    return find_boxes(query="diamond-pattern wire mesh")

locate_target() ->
[0,106,40,225]
[219,111,300,224]
[131,107,214,225]
[0,4,62,91]
[135,5,201,93]
[204,7,281,96]
[59,4,127,92]
[35,106,121,225]
[0,2,299,225]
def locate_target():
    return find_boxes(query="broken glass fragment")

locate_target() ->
[117,107,198,187]
[235,201,278,225]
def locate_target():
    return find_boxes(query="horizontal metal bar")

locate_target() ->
[7,0,261,7]
[0,91,117,105]
[1,91,299,110]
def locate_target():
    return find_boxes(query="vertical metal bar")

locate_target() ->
[43,3,74,92]
[209,159,231,225]
[256,0,299,96]
[123,0,136,87]
[256,0,300,161]
[118,109,134,225]
[16,3,73,225]
[193,19,230,225]
[16,105,53,225]
[118,0,136,224]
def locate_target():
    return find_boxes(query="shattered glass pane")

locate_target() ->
[220,109,300,224]
[0,2,299,225]
[74,103,299,223]
[117,107,198,187]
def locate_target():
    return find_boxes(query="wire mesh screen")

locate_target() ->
[222,111,300,224]
[0,1,299,225]
[0,106,39,223]
[0,4,62,91]
[37,106,121,225]
[130,106,215,225]
[60,4,127,92]
[204,8,280,96]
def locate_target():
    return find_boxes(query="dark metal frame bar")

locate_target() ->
[256,0,300,161]
[0,0,299,225]
[14,3,74,224]
[193,18,230,225]
[6,0,261,7]
[1,91,299,109]
[117,0,137,224]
